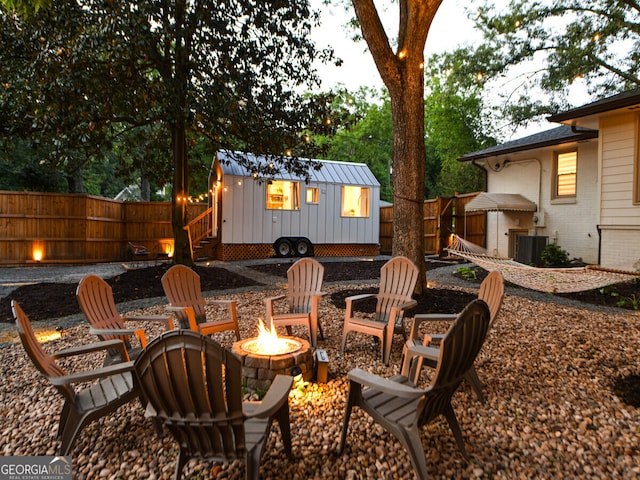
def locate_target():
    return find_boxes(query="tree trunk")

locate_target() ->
[171,121,193,266]
[388,71,427,293]
[350,0,442,294]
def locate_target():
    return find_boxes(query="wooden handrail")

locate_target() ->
[185,207,213,248]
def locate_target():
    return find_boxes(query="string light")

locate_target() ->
[398,50,407,59]
[593,33,601,42]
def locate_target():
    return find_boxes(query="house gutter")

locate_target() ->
[471,159,488,189]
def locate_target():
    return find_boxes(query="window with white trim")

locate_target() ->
[341,186,370,217]
[553,151,577,198]
[306,187,319,204]
[266,181,300,210]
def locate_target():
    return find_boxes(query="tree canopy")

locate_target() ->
[1,0,335,263]
[445,0,640,127]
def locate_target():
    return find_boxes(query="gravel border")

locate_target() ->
[1,268,639,479]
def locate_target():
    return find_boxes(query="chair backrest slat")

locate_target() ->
[375,256,419,322]
[287,258,324,314]
[419,299,490,425]
[478,270,504,326]
[76,275,125,342]
[134,330,247,458]
[162,265,207,326]
[12,301,75,401]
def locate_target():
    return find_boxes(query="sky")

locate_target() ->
[311,1,484,93]
[310,1,592,140]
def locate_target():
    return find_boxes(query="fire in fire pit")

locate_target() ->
[241,319,302,356]
[231,318,314,391]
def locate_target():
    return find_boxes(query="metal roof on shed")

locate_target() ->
[215,150,380,187]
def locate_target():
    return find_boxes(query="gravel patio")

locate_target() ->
[1,277,639,479]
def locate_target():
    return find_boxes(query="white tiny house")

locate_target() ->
[208,151,381,261]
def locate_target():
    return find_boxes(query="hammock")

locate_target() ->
[446,235,640,293]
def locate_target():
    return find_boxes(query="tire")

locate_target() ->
[295,238,313,257]
[274,238,293,257]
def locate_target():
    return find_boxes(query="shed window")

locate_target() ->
[306,187,319,204]
[266,181,300,210]
[554,151,577,198]
[341,186,370,217]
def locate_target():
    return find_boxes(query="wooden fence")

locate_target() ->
[0,191,206,265]
[379,192,485,256]
[0,190,485,265]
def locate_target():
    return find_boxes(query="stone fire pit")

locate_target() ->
[231,336,314,391]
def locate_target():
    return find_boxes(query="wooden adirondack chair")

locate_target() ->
[134,330,293,480]
[340,256,419,364]
[339,299,491,480]
[403,270,504,402]
[12,300,140,455]
[264,258,326,347]
[161,264,240,340]
[76,274,173,365]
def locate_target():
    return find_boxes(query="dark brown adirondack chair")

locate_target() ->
[339,299,491,480]
[76,274,173,365]
[161,264,240,340]
[340,256,419,364]
[264,258,325,347]
[12,300,139,455]
[403,270,504,401]
[134,330,293,480]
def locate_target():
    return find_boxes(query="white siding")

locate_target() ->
[600,228,640,270]
[599,115,640,225]
[217,152,380,246]
[485,140,600,263]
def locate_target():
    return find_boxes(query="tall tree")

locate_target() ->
[321,88,394,202]
[424,56,497,197]
[1,0,333,265]
[457,0,640,124]
[351,0,443,292]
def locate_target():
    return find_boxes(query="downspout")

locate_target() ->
[472,159,488,190]
[472,159,489,247]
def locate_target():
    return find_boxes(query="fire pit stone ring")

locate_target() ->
[231,336,314,391]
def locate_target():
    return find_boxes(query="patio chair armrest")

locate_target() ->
[244,375,293,419]
[404,343,440,363]
[49,361,135,386]
[122,314,174,330]
[345,293,376,303]
[345,294,376,315]
[398,299,418,311]
[408,313,457,340]
[347,368,424,399]
[265,294,286,302]
[88,326,147,348]
[165,305,198,331]
[53,339,129,360]
[205,298,239,307]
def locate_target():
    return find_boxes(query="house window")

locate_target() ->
[554,151,577,198]
[306,187,319,204]
[341,186,370,217]
[266,181,300,210]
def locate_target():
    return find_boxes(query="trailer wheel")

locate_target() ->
[295,238,312,256]
[274,238,293,257]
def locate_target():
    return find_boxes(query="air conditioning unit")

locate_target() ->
[516,235,548,265]
[533,210,545,227]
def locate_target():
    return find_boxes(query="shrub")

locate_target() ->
[540,243,570,267]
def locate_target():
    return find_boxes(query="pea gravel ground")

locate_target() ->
[1,262,639,479]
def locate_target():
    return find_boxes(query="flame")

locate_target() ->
[252,318,296,356]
